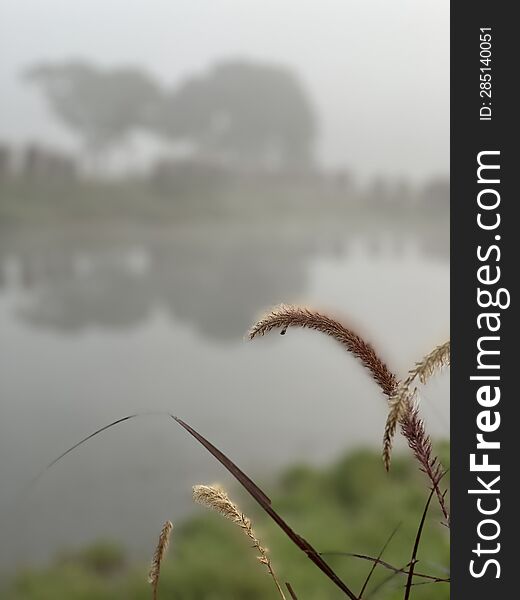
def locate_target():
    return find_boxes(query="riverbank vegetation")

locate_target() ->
[2,444,449,600]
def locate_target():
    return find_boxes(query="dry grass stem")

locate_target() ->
[404,487,436,600]
[148,520,173,600]
[193,484,286,599]
[249,304,398,397]
[383,341,450,471]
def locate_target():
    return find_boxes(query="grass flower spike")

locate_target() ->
[193,484,286,599]
[148,520,173,600]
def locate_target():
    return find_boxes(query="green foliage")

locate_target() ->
[1,445,449,599]
[57,541,126,577]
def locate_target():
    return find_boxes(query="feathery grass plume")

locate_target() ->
[400,405,450,524]
[248,306,449,523]
[383,340,450,471]
[193,484,287,599]
[382,386,417,473]
[249,304,398,397]
[148,520,173,600]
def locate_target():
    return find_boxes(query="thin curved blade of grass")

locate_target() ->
[285,582,298,599]
[319,552,448,584]
[404,487,436,600]
[46,414,141,470]
[364,562,415,600]
[11,412,173,509]
[172,415,359,600]
[365,566,406,599]
[383,341,450,471]
[358,523,400,598]
[364,566,447,598]
[406,579,449,588]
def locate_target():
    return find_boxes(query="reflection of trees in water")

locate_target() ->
[19,266,154,330]
[156,241,312,339]
[0,229,448,340]
[4,238,314,340]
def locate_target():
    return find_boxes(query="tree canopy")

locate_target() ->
[25,61,161,153]
[26,59,317,168]
[155,60,316,167]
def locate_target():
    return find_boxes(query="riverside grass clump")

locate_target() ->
[23,302,450,599]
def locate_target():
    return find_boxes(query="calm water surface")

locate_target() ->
[0,226,449,569]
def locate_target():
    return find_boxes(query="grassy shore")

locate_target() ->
[0,175,448,229]
[2,444,449,600]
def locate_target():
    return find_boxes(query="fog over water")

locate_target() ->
[0,0,449,577]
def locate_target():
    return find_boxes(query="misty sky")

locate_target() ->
[0,0,449,181]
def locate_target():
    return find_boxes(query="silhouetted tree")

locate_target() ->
[155,60,317,169]
[24,59,317,170]
[25,61,161,158]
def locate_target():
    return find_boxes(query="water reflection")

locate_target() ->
[0,226,448,340]
[0,223,449,569]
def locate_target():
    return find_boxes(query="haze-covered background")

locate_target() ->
[0,0,449,179]
[0,1,449,598]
